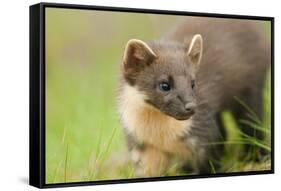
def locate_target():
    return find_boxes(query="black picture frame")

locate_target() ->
[29,2,275,189]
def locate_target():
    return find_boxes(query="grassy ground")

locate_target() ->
[45,8,272,183]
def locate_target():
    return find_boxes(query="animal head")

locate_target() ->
[121,34,203,120]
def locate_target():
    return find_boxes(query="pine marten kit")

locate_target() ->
[118,17,270,176]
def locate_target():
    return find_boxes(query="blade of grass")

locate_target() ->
[89,128,104,180]
[239,119,270,134]
[52,160,62,183]
[64,143,69,183]
[203,140,249,146]
[209,160,216,174]
[250,140,271,151]
[234,96,263,125]
[103,125,118,158]
[235,129,271,151]
[91,126,118,180]
[127,163,135,178]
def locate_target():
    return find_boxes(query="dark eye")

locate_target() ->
[159,82,171,92]
[191,80,195,89]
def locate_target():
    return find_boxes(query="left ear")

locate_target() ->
[187,34,203,69]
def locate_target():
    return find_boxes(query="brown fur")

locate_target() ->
[118,17,270,177]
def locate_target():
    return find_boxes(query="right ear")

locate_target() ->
[122,39,157,73]
[186,34,203,70]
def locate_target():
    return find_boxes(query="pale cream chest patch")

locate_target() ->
[118,84,194,156]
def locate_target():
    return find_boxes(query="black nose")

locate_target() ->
[184,102,196,112]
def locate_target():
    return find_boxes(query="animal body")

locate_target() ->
[117,17,270,177]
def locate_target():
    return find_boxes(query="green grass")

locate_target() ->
[218,72,271,173]
[45,8,272,183]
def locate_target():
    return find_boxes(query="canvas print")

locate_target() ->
[40,5,272,186]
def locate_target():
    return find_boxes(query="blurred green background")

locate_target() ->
[45,8,271,184]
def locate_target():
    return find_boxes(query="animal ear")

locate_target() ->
[122,39,157,73]
[187,34,203,69]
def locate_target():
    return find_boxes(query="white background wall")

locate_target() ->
[0,0,278,190]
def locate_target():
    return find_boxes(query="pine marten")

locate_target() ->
[117,17,270,177]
